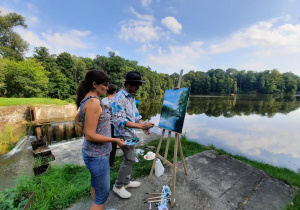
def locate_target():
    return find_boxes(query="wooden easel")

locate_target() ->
[148,69,188,207]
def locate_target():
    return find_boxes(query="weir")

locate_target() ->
[40,121,83,144]
[29,106,83,144]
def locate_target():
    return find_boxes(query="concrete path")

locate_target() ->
[66,150,297,210]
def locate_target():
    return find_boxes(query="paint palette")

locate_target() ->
[125,137,139,145]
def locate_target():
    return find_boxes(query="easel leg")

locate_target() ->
[178,137,188,175]
[171,133,179,207]
[149,129,165,179]
[163,131,171,164]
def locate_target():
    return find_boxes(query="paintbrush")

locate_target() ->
[144,199,163,203]
[145,192,163,195]
[144,196,162,200]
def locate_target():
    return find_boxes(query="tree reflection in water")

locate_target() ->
[138,94,300,119]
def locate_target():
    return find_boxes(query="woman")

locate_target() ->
[74,70,125,210]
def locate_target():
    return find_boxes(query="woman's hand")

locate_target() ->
[115,138,126,147]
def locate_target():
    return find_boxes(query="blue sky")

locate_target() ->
[163,88,188,109]
[1,0,300,76]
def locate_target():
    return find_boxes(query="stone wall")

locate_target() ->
[0,104,78,132]
[0,105,29,131]
[34,104,78,121]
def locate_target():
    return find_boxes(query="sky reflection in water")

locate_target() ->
[146,95,300,172]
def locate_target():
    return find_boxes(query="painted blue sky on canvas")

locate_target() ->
[163,88,187,110]
[1,0,300,76]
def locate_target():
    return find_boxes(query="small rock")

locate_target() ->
[145,146,156,150]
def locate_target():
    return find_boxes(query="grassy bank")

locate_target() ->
[0,98,72,107]
[0,125,26,155]
[0,136,299,209]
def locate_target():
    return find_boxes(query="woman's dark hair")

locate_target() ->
[107,84,117,95]
[76,70,111,108]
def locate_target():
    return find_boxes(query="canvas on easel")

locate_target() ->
[159,88,190,134]
[149,70,190,207]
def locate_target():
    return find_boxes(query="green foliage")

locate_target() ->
[0,10,29,61]
[56,52,76,96]
[4,59,49,97]
[0,125,15,147]
[0,58,6,96]
[33,157,43,167]
[33,47,70,99]
[0,164,91,210]
[0,125,23,155]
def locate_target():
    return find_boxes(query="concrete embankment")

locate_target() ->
[0,104,78,131]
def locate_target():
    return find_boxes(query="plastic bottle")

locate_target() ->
[155,159,165,177]
[140,137,144,146]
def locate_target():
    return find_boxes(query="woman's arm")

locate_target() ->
[74,112,83,127]
[84,98,126,147]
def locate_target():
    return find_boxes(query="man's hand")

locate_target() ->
[140,122,154,130]
[140,122,154,135]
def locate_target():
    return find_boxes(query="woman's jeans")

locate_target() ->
[82,151,110,205]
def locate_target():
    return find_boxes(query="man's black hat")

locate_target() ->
[125,71,145,83]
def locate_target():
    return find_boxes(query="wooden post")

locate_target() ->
[171,134,179,207]
[163,131,171,164]
[176,69,183,89]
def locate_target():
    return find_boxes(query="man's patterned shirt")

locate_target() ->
[112,88,142,138]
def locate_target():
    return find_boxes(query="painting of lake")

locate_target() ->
[158,88,190,133]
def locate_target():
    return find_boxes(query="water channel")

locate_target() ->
[0,94,299,190]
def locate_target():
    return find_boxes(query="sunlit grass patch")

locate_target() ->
[0,98,72,107]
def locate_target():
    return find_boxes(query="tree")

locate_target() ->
[0,58,6,95]
[0,10,29,60]
[282,72,298,94]
[33,47,69,99]
[56,52,75,96]
[72,56,86,84]
[4,59,48,97]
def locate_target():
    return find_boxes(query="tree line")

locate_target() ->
[0,10,300,100]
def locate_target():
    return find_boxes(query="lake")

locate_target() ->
[138,94,300,172]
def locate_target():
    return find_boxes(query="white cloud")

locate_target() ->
[209,16,300,55]
[106,47,120,56]
[161,16,182,34]
[141,0,152,7]
[27,16,39,27]
[0,6,12,14]
[26,3,39,13]
[146,41,207,73]
[118,8,162,43]
[15,28,93,54]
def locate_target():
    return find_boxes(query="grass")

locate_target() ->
[0,136,299,209]
[0,97,72,107]
[0,125,25,155]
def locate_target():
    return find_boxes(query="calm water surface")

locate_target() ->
[139,94,300,172]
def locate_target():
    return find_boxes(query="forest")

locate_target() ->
[1,10,300,100]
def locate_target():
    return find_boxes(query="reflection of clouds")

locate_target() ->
[180,111,300,161]
[149,110,300,170]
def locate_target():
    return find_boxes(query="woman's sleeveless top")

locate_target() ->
[80,96,112,157]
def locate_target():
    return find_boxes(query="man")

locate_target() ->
[101,84,118,167]
[112,71,154,199]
